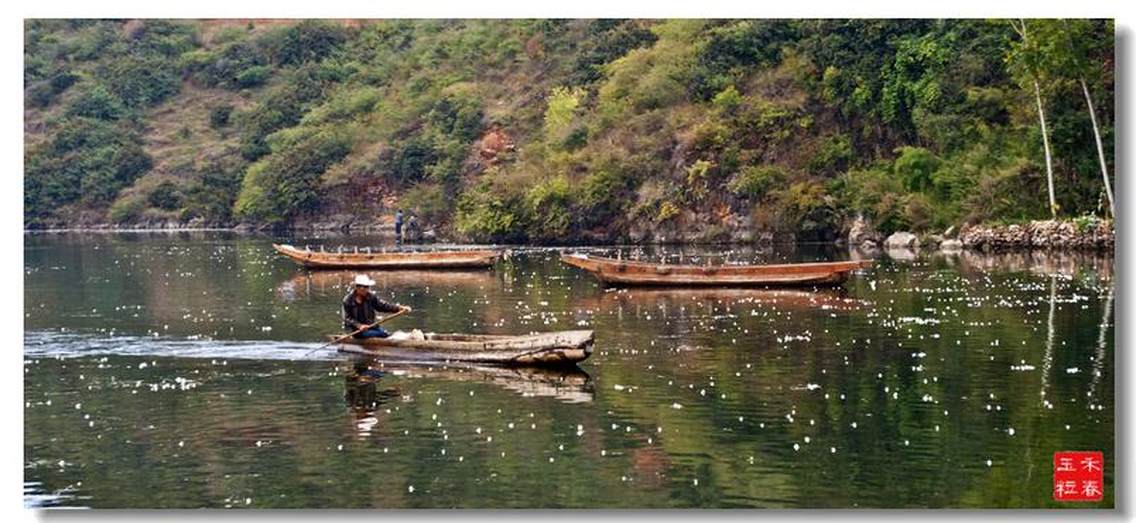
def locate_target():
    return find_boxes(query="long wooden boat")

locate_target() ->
[561,253,872,287]
[273,243,500,269]
[333,330,594,366]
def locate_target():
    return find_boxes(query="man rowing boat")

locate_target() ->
[343,274,411,339]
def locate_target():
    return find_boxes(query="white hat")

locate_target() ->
[353,274,376,287]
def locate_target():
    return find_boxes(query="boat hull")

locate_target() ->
[560,253,872,287]
[333,330,594,366]
[273,244,499,269]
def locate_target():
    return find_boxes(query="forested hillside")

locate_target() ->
[23,19,1114,242]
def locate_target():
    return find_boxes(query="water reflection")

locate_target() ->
[344,361,400,439]
[359,359,595,404]
[277,269,497,301]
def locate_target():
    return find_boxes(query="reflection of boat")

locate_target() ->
[573,288,867,312]
[277,269,496,297]
[357,361,594,403]
[333,330,594,366]
[561,253,872,287]
[273,243,500,269]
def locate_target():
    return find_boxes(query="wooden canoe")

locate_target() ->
[561,253,872,287]
[333,330,594,366]
[273,243,500,269]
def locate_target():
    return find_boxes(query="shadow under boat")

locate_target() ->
[344,357,595,404]
[571,287,869,312]
[276,268,497,298]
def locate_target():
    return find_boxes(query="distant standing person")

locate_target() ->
[406,214,419,242]
[394,209,404,243]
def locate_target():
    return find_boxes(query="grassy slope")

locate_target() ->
[23,19,1114,241]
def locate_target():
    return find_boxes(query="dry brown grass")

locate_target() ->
[141,84,257,180]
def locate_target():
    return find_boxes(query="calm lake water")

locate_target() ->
[24,232,1114,508]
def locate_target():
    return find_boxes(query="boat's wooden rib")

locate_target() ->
[273,243,500,269]
[333,330,594,366]
[560,253,872,287]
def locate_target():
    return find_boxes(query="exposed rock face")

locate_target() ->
[884,231,920,249]
[959,219,1113,251]
[848,214,882,247]
[477,128,515,166]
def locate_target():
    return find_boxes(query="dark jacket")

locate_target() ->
[343,291,401,330]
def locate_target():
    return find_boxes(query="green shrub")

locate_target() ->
[524,175,574,240]
[235,127,352,223]
[711,85,742,113]
[260,20,348,66]
[183,161,243,225]
[237,66,330,160]
[27,82,55,108]
[108,192,146,223]
[386,138,438,185]
[209,105,233,128]
[893,146,940,193]
[842,164,909,235]
[427,91,484,142]
[401,182,451,225]
[454,179,524,241]
[147,181,183,210]
[544,86,585,143]
[102,56,180,108]
[728,165,784,199]
[571,19,657,85]
[65,84,125,120]
[807,134,853,175]
[235,65,272,88]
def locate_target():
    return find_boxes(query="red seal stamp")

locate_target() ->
[1053,451,1104,502]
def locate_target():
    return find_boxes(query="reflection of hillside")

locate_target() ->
[572,288,867,313]
[359,360,594,404]
[276,269,496,299]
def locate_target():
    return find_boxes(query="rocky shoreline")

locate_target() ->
[849,216,1114,253]
[29,217,1114,252]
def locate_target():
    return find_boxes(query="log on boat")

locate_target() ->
[560,253,873,287]
[272,243,500,269]
[333,330,594,366]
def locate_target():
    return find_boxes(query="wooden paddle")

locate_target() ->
[303,307,409,358]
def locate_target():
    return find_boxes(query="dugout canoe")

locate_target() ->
[333,330,594,366]
[560,253,872,287]
[272,243,500,269]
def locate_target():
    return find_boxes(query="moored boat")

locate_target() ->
[273,243,500,269]
[333,330,594,366]
[560,253,872,287]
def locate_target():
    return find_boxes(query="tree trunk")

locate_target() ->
[1080,78,1114,218]
[1033,78,1058,218]
[1014,19,1059,218]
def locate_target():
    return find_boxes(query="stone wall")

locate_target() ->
[959,219,1114,251]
